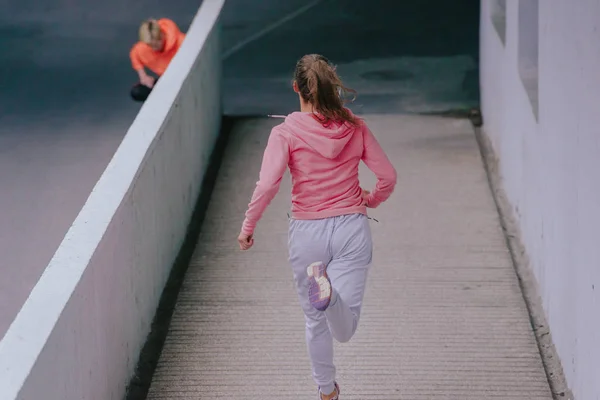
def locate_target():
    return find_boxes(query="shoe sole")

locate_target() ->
[307,261,331,311]
[318,382,340,399]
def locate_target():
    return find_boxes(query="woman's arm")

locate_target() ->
[130,44,145,72]
[241,129,290,235]
[361,124,397,208]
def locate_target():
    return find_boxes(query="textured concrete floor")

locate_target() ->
[145,115,552,399]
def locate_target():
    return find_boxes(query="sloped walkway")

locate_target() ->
[145,115,552,399]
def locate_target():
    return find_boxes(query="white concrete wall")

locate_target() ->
[0,1,224,398]
[480,1,600,399]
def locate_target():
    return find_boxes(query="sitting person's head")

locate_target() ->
[292,54,358,127]
[139,19,164,51]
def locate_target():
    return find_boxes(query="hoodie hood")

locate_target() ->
[283,110,360,159]
[161,26,178,53]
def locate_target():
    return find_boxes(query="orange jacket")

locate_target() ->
[129,18,186,76]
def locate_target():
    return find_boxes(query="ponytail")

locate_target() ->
[294,54,359,127]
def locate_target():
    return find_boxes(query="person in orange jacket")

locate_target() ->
[129,18,186,102]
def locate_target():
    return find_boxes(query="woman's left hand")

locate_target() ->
[361,189,371,206]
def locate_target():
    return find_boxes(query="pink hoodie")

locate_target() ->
[241,110,397,236]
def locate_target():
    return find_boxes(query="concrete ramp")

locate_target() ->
[145,115,552,399]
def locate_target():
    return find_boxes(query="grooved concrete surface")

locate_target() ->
[146,115,553,399]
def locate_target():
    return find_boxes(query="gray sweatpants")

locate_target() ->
[288,213,373,394]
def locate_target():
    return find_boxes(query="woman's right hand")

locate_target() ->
[238,232,254,251]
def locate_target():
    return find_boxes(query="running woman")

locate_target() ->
[129,18,186,102]
[238,54,397,400]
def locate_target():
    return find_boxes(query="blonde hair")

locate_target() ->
[139,19,162,43]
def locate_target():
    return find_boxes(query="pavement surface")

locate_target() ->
[145,115,553,399]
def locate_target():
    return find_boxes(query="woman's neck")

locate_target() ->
[300,101,313,113]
